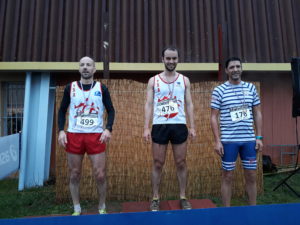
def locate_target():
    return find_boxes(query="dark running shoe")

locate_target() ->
[150,199,160,211]
[180,198,192,210]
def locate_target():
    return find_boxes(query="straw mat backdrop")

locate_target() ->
[55,79,262,201]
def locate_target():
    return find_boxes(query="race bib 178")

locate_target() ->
[229,106,250,122]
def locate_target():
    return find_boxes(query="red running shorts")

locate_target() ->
[66,132,106,155]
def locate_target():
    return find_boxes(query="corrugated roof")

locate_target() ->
[0,0,299,62]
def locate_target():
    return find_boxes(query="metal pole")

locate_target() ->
[102,0,110,79]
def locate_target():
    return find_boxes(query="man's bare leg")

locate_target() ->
[221,170,234,207]
[244,169,257,205]
[89,152,107,210]
[172,141,188,198]
[67,153,84,213]
[151,143,168,199]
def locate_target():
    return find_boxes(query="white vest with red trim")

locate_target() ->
[153,73,186,124]
[68,81,104,133]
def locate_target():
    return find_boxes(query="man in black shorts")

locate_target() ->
[143,47,196,211]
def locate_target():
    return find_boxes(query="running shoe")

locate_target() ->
[150,199,160,211]
[180,198,192,210]
[99,208,107,214]
[72,211,81,216]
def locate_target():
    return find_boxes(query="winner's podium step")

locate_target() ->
[121,199,216,213]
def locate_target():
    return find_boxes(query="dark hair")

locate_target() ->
[161,46,180,57]
[225,57,242,68]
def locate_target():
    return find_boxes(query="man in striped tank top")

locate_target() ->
[144,47,196,211]
[211,57,263,207]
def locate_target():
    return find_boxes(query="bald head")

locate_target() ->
[79,56,96,81]
[79,56,95,67]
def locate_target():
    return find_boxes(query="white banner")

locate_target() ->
[0,133,20,179]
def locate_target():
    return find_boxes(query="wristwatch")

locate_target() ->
[255,136,263,140]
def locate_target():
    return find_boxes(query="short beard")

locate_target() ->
[231,73,241,80]
[81,72,93,79]
[165,64,176,72]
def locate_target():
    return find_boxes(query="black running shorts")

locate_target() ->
[151,124,188,145]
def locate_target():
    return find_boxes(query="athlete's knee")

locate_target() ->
[69,168,81,184]
[175,158,186,170]
[245,170,257,184]
[153,158,165,170]
[94,168,106,183]
[222,170,234,183]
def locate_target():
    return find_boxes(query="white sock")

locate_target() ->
[74,204,81,213]
[99,203,106,210]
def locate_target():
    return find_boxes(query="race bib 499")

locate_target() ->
[76,116,98,128]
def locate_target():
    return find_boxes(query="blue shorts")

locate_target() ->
[222,141,257,171]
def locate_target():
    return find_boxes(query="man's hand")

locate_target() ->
[214,141,224,157]
[189,128,196,140]
[143,128,151,143]
[255,139,263,152]
[58,130,67,148]
[100,129,112,143]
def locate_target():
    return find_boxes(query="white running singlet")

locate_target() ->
[68,81,105,133]
[153,73,186,124]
